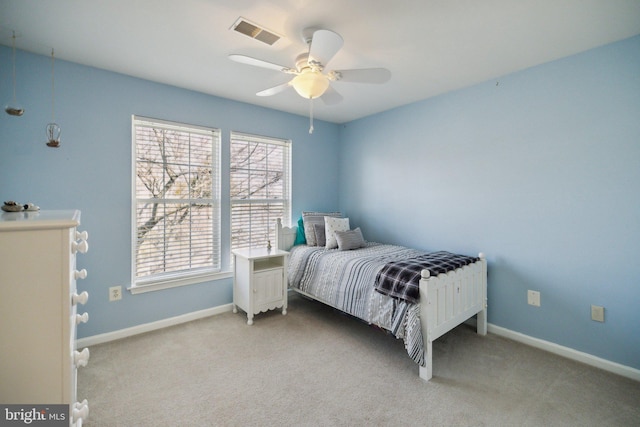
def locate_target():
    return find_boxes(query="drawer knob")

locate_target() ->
[74,348,90,367]
[75,312,89,325]
[72,240,89,254]
[72,291,89,306]
[75,230,89,241]
[74,269,88,280]
[72,399,89,423]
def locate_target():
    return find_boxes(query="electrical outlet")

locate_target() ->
[591,305,605,322]
[527,290,540,307]
[109,286,122,302]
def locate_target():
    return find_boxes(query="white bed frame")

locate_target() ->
[275,219,487,381]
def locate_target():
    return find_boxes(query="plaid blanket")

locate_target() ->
[374,251,479,304]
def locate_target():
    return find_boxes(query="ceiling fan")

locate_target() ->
[229,28,391,133]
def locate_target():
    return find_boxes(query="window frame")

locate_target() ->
[230,131,292,255]
[130,115,228,294]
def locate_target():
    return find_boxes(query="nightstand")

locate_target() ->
[232,247,289,325]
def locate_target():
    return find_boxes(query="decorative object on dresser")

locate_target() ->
[1,201,22,212]
[276,217,487,382]
[232,247,289,325]
[2,201,40,212]
[0,210,90,426]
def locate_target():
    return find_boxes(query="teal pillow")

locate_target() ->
[294,217,306,245]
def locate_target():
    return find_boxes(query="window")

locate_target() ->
[132,116,221,292]
[230,132,291,252]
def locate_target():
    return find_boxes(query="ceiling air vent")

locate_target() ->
[231,17,281,46]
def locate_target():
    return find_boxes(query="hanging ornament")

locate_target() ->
[46,48,61,148]
[5,31,25,116]
[46,123,61,147]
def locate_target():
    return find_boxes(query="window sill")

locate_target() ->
[128,270,233,295]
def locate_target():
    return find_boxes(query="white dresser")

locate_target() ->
[232,248,288,325]
[0,210,90,426]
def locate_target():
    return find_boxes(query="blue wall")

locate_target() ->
[2,35,639,370]
[0,46,340,338]
[338,35,640,369]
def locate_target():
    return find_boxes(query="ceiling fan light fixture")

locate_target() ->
[229,27,391,133]
[291,69,329,99]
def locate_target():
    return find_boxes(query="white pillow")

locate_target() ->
[324,216,349,249]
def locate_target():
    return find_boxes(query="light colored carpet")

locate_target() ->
[78,293,640,426]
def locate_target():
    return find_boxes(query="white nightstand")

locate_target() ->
[232,247,289,325]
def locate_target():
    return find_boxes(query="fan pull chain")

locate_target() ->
[309,97,314,134]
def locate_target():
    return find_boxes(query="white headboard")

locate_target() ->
[275,218,297,251]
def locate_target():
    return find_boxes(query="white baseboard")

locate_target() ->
[488,324,640,382]
[76,303,234,348]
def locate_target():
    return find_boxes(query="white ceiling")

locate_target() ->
[2,0,640,124]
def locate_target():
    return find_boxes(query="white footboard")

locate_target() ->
[419,253,487,381]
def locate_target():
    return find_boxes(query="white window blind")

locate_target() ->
[230,132,291,252]
[133,116,221,288]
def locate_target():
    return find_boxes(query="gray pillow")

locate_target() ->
[335,227,366,250]
[313,223,326,247]
[302,211,341,246]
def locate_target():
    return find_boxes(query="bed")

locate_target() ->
[275,217,487,381]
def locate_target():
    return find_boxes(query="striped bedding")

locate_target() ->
[287,242,427,366]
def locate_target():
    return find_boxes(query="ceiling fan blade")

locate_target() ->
[332,68,391,84]
[228,54,292,72]
[256,82,292,97]
[320,85,343,105]
[308,29,343,67]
